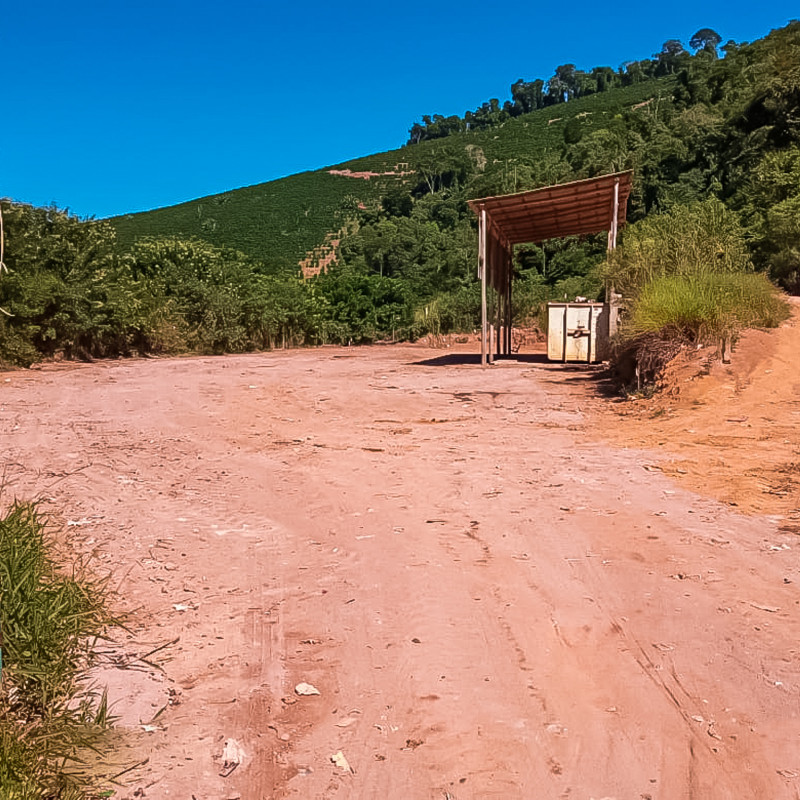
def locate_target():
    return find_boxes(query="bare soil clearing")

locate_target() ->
[1,325,799,799]
[591,298,800,520]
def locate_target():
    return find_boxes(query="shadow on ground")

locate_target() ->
[412,351,622,399]
[413,353,549,367]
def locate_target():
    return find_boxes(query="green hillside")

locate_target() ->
[4,22,798,373]
[110,78,674,267]
[111,170,389,272]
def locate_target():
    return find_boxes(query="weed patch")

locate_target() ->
[0,501,119,798]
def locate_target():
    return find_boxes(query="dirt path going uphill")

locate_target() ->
[1,340,799,799]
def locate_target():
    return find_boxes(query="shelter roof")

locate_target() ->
[467,170,633,245]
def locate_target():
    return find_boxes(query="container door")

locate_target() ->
[547,305,566,361]
[565,305,593,362]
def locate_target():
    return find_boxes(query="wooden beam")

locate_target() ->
[506,251,513,355]
[480,206,488,366]
[607,178,620,251]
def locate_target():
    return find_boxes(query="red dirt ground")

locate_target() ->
[1,312,799,799]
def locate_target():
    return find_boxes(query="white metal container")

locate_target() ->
[547,302,609,363]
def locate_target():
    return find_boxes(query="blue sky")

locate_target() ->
[2,1,797,219]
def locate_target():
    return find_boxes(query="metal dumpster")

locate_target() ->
[547,302,609,363]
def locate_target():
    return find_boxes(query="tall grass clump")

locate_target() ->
[626,272,790,341]
[601,198,754,298]
[0,501,117,798]
[604,198,789,387]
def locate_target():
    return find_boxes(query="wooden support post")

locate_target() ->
[608,286,620,339]
[480,207,488,366]
[506,256,513,355]
[605,179,622,352]
[495,281,502,357]
[607,178,620,251]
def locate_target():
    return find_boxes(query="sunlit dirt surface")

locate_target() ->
[2,327,799,799]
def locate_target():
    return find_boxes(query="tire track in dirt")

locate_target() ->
[2,347,800,798]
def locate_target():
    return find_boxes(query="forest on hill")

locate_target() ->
[1,21,798,373]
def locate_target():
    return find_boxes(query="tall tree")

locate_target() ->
[655,40,687,75]
[689,28,722,56]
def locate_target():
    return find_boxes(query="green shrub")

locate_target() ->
[313,270,411,344]
[602,198,752,296]
[411,284,481,338]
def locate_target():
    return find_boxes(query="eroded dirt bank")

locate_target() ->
[2,342,799,799]
[587,299,800,520]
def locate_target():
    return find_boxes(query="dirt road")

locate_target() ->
[2,341,799,799]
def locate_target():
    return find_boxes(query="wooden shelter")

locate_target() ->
[468,170,633,365]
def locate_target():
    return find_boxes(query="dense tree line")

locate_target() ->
[1,21,798,368]
[0,203,420,366]
[334,20,799,340]
[407,27,727,144]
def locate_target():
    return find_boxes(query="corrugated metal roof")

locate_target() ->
[468,170,633,245]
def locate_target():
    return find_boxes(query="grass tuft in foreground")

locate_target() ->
[0,500,118,799]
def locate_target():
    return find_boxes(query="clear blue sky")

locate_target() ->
[2,1,797,219]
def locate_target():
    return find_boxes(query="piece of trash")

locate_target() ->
[295,682,321,696]
[643,464,662,472]
[545,722,567,736]
[219,738,245,777]
[652,642,675,652]
[691,715,705,723]
[141,724,160,733]
[707,725,723,741]
[335,716,359,728]
[172,602,197,612]
[777,769,799,779]
[750,602,780,613]
[726,416,748,423]
[330,750,354,773]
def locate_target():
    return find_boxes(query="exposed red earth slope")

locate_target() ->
[593,297,800,520]
[1,320,798,799]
